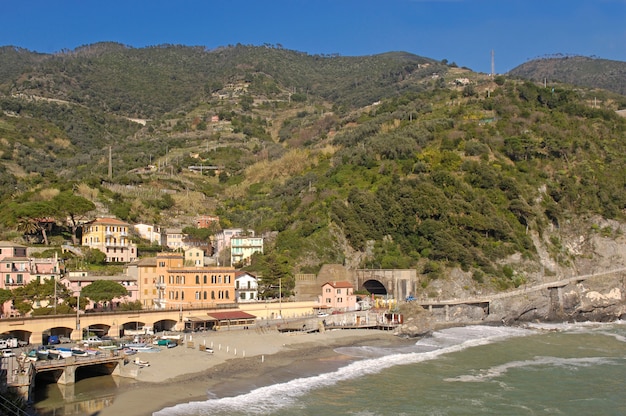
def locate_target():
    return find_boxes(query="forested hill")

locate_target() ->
[509,55,626,96]
[0,43,439,118]
[1,43,626,294]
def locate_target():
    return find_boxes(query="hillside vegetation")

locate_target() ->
[509,55,626,98]
[1,44,626,294]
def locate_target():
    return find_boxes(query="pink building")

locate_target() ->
[319,281,357,312]
[62,272,139,310]
[0,241,63,317]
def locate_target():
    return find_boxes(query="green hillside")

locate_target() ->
[509,55,626,98]
[1,44,626,293]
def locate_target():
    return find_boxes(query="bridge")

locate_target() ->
[0,301,318,345]
[3,349,133,403]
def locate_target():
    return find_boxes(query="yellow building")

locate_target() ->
[154,252,235,310]
[82,217,137,263]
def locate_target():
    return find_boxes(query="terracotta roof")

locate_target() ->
[90,217,130,226]
[322,281,354,289]
[206,311,256,320]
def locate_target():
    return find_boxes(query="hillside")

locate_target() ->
[509,55,626,97]
[1,44,626,297]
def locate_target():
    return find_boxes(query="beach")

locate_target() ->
[98,327,412,416]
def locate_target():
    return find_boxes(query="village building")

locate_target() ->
[153,252,236,310]
[235,271,258,302]
[196,215,219,229]
[0,241,63,317]
[319,281,357,312]
[82,217,137,263]
[164,228,185,250]
[230,236,263,266]
[61,271,139,310]
[125,257,159,309]
[134,223,166,246]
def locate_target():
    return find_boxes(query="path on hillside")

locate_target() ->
[422,267,626,306]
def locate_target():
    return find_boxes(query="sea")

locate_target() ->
[34,321,626,416]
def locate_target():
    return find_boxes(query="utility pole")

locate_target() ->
[108,146,112,180]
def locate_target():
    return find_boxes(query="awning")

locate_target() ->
[206,311,256,321]
[185,316,213,322]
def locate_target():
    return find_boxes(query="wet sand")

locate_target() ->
[98,328,412,416]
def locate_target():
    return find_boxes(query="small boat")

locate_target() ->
[98,345,119,351]
[48,347,72,359]
[133,358,150,367]
[21,350,38,362]
[36,347,51,360]
[71,348,89,357]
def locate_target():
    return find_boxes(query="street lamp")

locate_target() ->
[278,277,282,319]
[75,289,81,337]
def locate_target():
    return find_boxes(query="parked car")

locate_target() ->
[1,349,16,358]
[84,336,103,345]
[59,336,72,344]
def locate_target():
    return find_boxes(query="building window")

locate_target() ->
[337,297,343,303]
[326,298,331,303]
[195,275,200,284]
[16,274,23,284]
[211,291,215,299]
[337,289,342,294]
[203,275,207,284]
[203,291,207,300]
[195,291,200,300]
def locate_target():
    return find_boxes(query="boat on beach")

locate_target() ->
[71,348,89,357]
[36,347,51,360]
[48,347,73,359]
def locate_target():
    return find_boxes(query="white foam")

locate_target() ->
[153,325,533,415]
[445,355,618,383]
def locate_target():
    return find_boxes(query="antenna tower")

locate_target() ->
[491,50,495,76]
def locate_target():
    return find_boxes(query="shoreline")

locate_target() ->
[97,328,413,416]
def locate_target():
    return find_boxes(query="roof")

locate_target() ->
[322,281,354,289]
[206,311,256,321]
[0,241,27,248]
[64,275,137,282]
[2,256,29,261]
[235,271,257,279]
[89,217,130,226]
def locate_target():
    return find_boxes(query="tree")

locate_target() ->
[52,191,96,245]
[14,201,58,245]
[253,252,294,299]
[12,278,72,315]
[0,288,12,306]
[80,280,129,310]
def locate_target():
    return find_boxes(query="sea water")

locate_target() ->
[154,322,626,416]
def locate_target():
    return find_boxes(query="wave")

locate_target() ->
[444,355,619,383]
[153,325,532,416]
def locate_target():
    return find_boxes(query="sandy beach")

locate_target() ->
[98,327,412,416]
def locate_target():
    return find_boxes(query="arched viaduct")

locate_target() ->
[0,301,317,345]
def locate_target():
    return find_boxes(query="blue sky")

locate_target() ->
[2,0,625,74]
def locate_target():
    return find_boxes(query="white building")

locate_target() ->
[165,228,185,250]
[235,271,258,302]
[134,223,166,246]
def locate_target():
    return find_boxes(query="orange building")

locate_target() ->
[154,252,235,310]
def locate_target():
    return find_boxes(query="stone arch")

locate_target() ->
[362,279,388,295]
[153,319,177,332]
